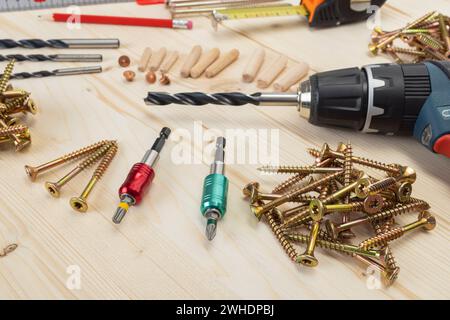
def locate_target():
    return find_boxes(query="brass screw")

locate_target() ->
[368,11,437,54]
[258,165,342,175]
[438,14,450,58]
[297,202,324,267]
[25,140,112,181]
[45,143,112,198]
[0,124,29,137]
[287,232,380,259]
[253,171,343,219]
[359,211,436,250]
[308,199,365,217]
[388,47,427,57]
[70,143,118,212]
[265,208,299,262]
[363,194,385,214]
[0,96,37,115]
[355,177,398,198]
[394,182,413,202]
[310,144,401,174]
[324,199,422,239]
[0,59,15,94]
[372,220,400,283]
[0,118,30,151]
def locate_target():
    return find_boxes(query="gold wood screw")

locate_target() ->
[287,232,380,259]
[272,157,336,194]
[25,140,112,181]
[258,165,342,175]
[438,14,450,57]
[253,171,343,220]
[297,202,324,267]
[355,177,398,198]
[312,144,401,174]
[372,220,400,283]
[368,11,437,54]
[0,59,15,94]
[0,118,30,151]
[45,143,113,198]
[70,143,118,212]
[265,208,299,262]
[0,124,29,137]
[359,211,436,250]
[324,199,420,239]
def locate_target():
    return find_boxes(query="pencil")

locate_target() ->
[52,13,193,30]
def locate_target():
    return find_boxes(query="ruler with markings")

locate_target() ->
[0,0,134,12]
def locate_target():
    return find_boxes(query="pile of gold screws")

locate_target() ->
[243,142,436,286]
[25,140,118,213]
[369,11,450,63]
[0,59,37,151]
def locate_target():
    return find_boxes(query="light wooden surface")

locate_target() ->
[0,1,449,300]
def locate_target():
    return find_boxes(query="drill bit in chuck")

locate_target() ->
[144,92,299,106]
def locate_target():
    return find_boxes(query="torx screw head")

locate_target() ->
[396,182,412,202]
[242,182,259,199]
[250,203,264,220]
[355,178,371,199]
[364,194,384,214]
[418,211,436,231]
[45,181,61,198]
[24,165,38,181]
[70,197,88,213]
[309,199,325,222]
[297,254,319,267]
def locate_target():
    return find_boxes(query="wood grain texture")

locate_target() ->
[0,0,449,300]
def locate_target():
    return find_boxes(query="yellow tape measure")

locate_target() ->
[213,5,309,22]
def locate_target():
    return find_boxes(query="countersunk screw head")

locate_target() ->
[24,165,38,181]
[364,194,384,214]
[25,99,37,115]
[319,143,332,160]
[336,142,347,153]
[394,165,416,183]
[242,182,259,200]
[309,199,325,221]
[396,182,412,202]
[355,178,371,198]
[45,181,61,198]
[70,197,88,213]
[296,254,319,267]
[250,203,264,220]
[418,211,436,231]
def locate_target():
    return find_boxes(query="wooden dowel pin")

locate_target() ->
[148,47,167,72]
[160,51,179,73]
[256,55,288,89]
[205,49,240,78]
[190,48,220,78]
[273,62,309,92]
[242,48,265,83]
[180,45,202,78]
[138,47,152,72]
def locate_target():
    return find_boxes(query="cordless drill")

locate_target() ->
[144,61,450,158]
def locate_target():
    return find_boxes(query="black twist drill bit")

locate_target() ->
[144,92,262,106]
[0,54,102,63]
[0,39,120,49]
[0,39,68,49]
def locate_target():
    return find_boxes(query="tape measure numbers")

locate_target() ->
[0,0,133,12]
[213,5,309,23]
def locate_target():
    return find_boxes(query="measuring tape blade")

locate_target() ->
[214,5,308,21]
[0,0,134,12]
